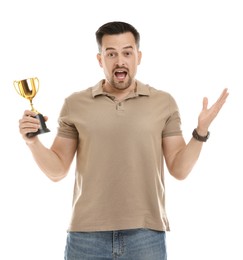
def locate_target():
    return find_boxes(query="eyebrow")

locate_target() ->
[104,45,134,51]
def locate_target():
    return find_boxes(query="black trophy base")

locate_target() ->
[26,113,50,138]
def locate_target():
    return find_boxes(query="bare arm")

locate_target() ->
[163,88,229,180]
[19,110,77,182]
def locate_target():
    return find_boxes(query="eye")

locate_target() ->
[107,52,117,58]
[124,51,132,57]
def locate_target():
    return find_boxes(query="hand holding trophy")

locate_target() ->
[14,77,50,138]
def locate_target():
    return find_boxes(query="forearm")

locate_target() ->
[170,137,204,180]
[26,138,67,181]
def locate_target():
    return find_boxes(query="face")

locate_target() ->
[97,32,142,91]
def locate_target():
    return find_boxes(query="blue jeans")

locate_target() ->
[64,228,167,260]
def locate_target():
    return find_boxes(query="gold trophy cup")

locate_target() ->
[14,77,50,138]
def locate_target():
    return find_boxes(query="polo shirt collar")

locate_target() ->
[92,79,150,98]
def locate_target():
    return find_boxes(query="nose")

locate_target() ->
[116,54,125,67]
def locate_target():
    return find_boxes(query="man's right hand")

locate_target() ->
[19,110,42,143]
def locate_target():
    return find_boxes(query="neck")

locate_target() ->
[103,81,137,101]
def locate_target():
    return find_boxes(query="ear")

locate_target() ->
[137,51,142,65]
[96,53,103,68]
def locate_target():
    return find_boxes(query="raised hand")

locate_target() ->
[197,88,229,135]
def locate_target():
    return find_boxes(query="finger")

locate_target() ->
[214,88,229,109]
[19,116,40,133]
[218,88,228,102]
[202,97,208,110]
[19,120,39,131]
[21,114,40,125]
[23,110,37,117]
[19,119,40,128]
[20,127,39,136]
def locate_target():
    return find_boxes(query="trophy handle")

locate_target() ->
[13,80,21,96]
[33,77,39,94]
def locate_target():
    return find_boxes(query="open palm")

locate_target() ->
[198,88,229,131]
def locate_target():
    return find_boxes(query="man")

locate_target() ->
[19,21,229,260]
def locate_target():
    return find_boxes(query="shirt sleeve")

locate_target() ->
[162,94,182,138]
[57,99,79,140]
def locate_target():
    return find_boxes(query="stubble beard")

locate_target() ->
[110,75,132,91]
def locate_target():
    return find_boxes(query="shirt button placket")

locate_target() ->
[116,102,124,111]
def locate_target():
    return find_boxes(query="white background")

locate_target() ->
[0,0,242,259]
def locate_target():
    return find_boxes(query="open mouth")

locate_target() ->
[114,70,127,81]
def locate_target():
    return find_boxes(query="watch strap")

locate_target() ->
[192,128,210,142]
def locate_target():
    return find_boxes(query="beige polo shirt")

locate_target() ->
[57,80,182,232]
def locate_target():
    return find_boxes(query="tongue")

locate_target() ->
[115,72,126,80]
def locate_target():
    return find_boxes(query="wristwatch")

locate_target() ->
[192,128,210,142]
